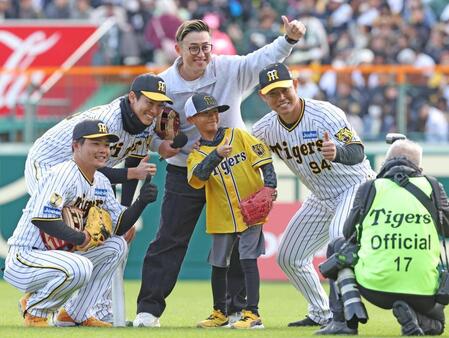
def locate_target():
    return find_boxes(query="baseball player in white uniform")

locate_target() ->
[25,73,172,195]
[3,120,158,327]
[252,63,376,328]
[23,74,171,321]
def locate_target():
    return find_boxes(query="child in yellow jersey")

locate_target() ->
[186,92,277,329]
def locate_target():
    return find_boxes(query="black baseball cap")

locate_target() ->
[185,92,230,118]
[72,119,119,143]
[259,63,293,95]
[130,74,173,104]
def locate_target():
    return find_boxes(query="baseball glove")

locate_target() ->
[40,206,84,251]
[239,187,277,226]
[75,206,113,252]
[154,106,180,140]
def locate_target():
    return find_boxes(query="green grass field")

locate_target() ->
[0,280,447,337]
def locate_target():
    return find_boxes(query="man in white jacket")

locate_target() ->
[133,16,306,327]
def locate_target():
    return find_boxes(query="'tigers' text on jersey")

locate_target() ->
[212,152,247,176]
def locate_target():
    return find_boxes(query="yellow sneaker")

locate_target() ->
[54,308,77,327]
[231,310,264,329]
[197,309,229,328]
[81,317,112,327]
[19,293,48,327]
[54,308,112,327]
[24,315,49,327]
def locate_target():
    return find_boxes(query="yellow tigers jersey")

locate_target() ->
[187,128,272,234]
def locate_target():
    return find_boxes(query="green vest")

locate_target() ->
[354,177,440,295]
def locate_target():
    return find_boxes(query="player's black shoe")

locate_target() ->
[314,320,357,335]
[392,301,424,336]
[288,315,321,327]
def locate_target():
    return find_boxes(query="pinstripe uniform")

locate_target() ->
[24,98,153,322]
[4,160,127,322]
[252,98,375,324]
[25,98,154,195]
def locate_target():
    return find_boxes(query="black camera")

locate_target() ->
[435,270,449,305]
[319,241,358,280]
[319,254,342,280]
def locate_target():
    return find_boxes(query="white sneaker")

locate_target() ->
[133,312,160,327]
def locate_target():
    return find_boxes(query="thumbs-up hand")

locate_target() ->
[282,15,306,42]
[321,131,337,161]
[128,155,157,180]
[138,175,158,204]
[217,137,232,157]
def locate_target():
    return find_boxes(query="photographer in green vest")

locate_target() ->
[318,139,449,336]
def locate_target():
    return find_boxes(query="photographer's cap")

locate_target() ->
[131,74,173,104]
[259,63,293,95]
[185,92,229,118]
[72,119,119,143]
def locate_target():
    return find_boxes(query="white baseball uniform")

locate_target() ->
[252,98,376,324]
[24,97,151,322]
[25,97,154,195]
[4,160,127,322]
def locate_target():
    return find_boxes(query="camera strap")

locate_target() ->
[400,178,449,270]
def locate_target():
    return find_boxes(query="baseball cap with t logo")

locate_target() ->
[72,119,119,143]
[130,74,173,104]
[259,63,293,95]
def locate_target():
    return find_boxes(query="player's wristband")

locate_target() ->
[284,34,299,44]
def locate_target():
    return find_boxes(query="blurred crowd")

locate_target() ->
[1,0,449,141]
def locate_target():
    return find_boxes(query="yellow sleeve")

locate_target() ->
[187,151,206,189]
[238,129,272,168]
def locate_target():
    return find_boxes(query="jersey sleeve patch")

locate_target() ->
[49,192,63,207]
[334,127,354,144]
[251,143,266,157]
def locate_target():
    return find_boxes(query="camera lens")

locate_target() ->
[337,268,368,329]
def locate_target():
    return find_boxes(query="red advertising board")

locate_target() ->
[0,23,99,116]
[260,202,327,281]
